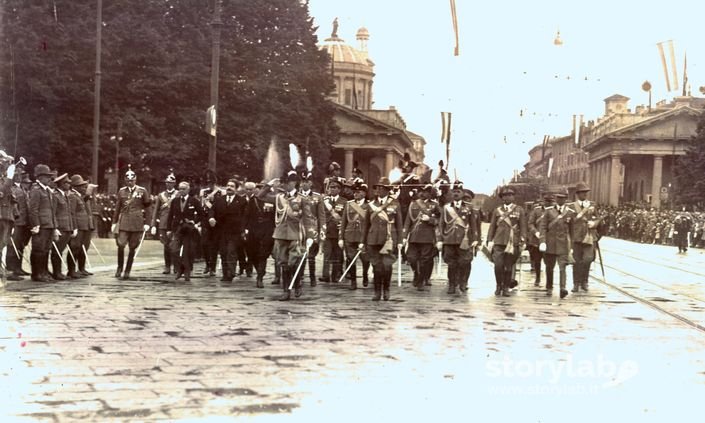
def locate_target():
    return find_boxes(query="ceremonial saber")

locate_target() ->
[51,241,67,267]
[595,241,606,281]
[289,239,313,290]
[397,244,402,287]
[91,240,106,264]
[66,245,78,267]
[133,230,148,261]
[436,256,443,278]
[338,248,362,283]
[81,245,93,270]
[10,237,30,265]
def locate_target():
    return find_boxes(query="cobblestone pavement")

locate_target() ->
[1,237,704,422]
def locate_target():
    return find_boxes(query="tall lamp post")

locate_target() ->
[91,0,103,184]
[208,0,222,173]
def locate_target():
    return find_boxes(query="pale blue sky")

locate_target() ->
[308,0,704,193]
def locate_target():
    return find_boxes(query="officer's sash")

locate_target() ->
[347,201,366,224]
[408,199,431,235]
[547,207,570,230]
[324,197,342,221]
[369,198,394,254]
[496,205,517,253]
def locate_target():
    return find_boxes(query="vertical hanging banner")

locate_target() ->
[573,114,583,146]
[541,135,549,160]
[657,40,678,92]
[449,0,459,56]
[441,111,452,167]
[547,157,554,178]
[668,40,679,92]
[682,52,688,96]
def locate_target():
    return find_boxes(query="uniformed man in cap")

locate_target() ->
[321,178,346,283]
[403,183,441,291]
[6,167,31,280]
[440,182,481,294]
[112,165,152,280]
[539,191,574,298]
[50,173,75,280]
[28,164,58,282]
[526,197,544,287]
[339,179,371,290]
[323,162,346,196]
[67,174,94,278]
[486,186,527,296]
[243,181,276,288]
[298,170,324,285]
[167,181,205,282]
[0,152,16,281]
[150,171,177,274]
[569,182,603,292]
[364,177,404,301]
[394,153,420,224]
[673,207,692,254]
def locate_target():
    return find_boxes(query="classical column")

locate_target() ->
[608,154,621,206]
[651,155,663,209]
[385,149,395,177]
[344,148,354,180]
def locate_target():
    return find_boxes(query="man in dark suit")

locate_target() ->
[243,181,275,288]
[209,179,245,282]
[28,164,58,282]
[167,181,205,281]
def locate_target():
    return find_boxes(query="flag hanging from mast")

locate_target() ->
[441,111,452,168]
[657,40,678,92]
[682,51,688,96]
[449,0,459,56]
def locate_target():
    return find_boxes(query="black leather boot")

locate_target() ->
[372,273,381,301]
[115,248,124,278]
[382,271,391,301]
[122,250,135,280]
[447,265,456,294]
[279,265,291,301]
[362,261,370,287]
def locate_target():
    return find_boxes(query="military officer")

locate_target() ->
[403,184,441,291]
[539,191,574,298]
[339,180,371,290]
[323,162,346,196]
[208,178,245,282]
[364,177,404,301]
[67,175,93,278]
[6,168,31,280]
[440,182,481,294]
[486,186,527,296]
[569,182,603,292]
[673,207,692,254]
[112,165,152,280]
[28,164,58,282]
[394,153,420,225]
[0,153,16,281]
[243,181,275,288]
[50,173,75,280]
[150,171,177,274]
[321,178,346,283]
[298,170,324,285]
[526,198,545,287]
[167,181,205,282]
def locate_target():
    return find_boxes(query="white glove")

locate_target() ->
[31,225,40,234]
[143,224,150,232]
[471,241,478,248]
[71,229,78,238]
[267,177,280,186]
[535,231,540,239]
[111,223,117,234]
[358,243,364,250]
[338,240,344,249]
[306,238,314,249]
[209,218,216,227]
[421,214,430,222]
[587,220,597,229]
[539,242,547,252]
[488,241,494,251]
[436,241,443,250]
[150,226,157,236]
[53,229,61,241]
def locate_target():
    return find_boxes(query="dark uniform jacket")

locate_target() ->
[244,195,275,239]
[53,190,75,232]
[68,190,92,231]
[322,195,347,239]
[28,183,56,229]
[167,195,205,233]
[113,185,151,232]
[440,200,480,246]
[151,189,176,230]
[210,192,245,236]
[569,200,601,245]
[11,183,29,226]
[364,196,404,246]
[340,199,369,244]
[403,198,441,244]
[539,205,574,255]
[0,177,15,222]
[488,203,527,246]
[527,205,544,247]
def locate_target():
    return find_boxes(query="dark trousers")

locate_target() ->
[273,239,304,290]
[68,230,92,273]
[344,241,369,281]
[367,243,396,287]
[572,242,594,288]
[246,232,274,279]
[442,244,473,288]
[527,244,543,282]
[218,233,239,279]
[31,228,54,278]
[171,227,198,276]
[406,242,436,286]
[6,224,30,273]
[201,226,219,272]
[158,229,173,270]
[543,253,569,290]
[301,241,320,282]
[51,230,71,276]
[491,244,519,288]
[236,238,249,274]
[321,238,343,281]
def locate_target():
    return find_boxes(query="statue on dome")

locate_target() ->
[331,17,339,38]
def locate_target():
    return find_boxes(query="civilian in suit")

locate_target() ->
[167,181,205,281]
[28,164,58,282]
[243,181,275,288]
[208,179,245,282]
[112,166,152,280]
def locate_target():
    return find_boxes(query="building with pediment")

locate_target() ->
[319,24,425,184]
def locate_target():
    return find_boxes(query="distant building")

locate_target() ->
[320,24,425,184]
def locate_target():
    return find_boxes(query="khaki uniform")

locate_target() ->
[364,197,404,298]
[403,198,441,289]
[151,189,177,272]
[569,200,600,291]
[6,183,30,275]
[68,190,93,276]
[51,190,75,278]
[440,200,480,292]
[321,195,346,282]
[539,205,574,293]
[487,203,527,295]
[299,190,324,284]
[339,198,371,287]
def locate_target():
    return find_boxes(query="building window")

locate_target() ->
[344,89,352,106]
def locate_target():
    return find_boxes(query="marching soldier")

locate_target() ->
[673,207,692,254]
[339,179,371,290]
[112,165,152,280]
[403,184,441,291]
[298,171,324,285]
[150,171,177,274]
[539,191,573,298]
[440,182,481,294]
[486,186,527,297]
[526,198,545,287]
[364,177,404,301]
[321,178,346,283]
[28,164,58,282]
[243,181,276,288]
[208,179,245,282]
[6,168,31,281]
[569,182,603,292]
[167,181,205,282]
[67,175,94,278]
[50,173,75,280]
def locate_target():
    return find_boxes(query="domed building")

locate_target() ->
[319,21,426,184]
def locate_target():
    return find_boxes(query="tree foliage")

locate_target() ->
[0,0,337,186]
[674,113,705,208]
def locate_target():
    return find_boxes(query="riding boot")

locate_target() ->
[279,265,291,301]
[446,264,456,294]
[362,261,370,287]
[294,266,304,298]
[122,249,135,280]
[382,270,391,301]
[115,247,124,278]
[273,262,281,285]
[372,273,381,301]
[162,248,171,274]
[309,258,317,286]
